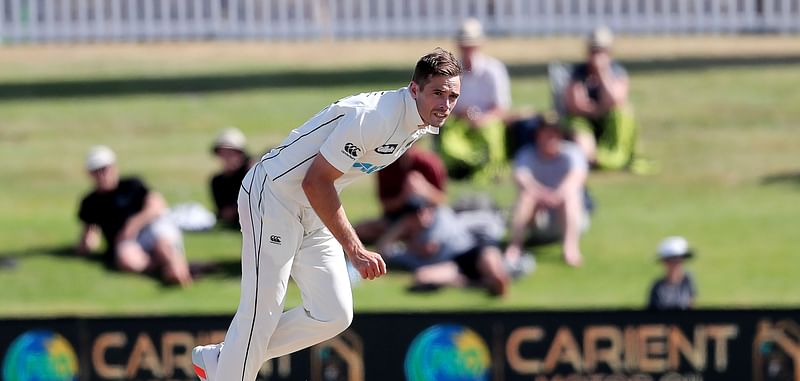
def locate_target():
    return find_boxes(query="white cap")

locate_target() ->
[212,127,247,153]
[85,145,116,171]
[657,236,693,260]
[456,18,484,47]
[588,26,614,49]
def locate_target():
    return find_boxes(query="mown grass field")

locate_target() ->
[1,37,799,317]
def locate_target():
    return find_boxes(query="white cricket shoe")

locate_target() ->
[192,343,223,381]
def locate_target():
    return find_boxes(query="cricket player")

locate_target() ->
[192,48,462,381]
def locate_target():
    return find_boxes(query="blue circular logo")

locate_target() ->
[2,330,78,381]
[404,324,491,381]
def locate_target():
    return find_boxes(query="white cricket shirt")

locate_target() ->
[261,87,437,207]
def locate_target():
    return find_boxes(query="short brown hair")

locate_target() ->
[535,111,569,138]
[412,48,462,90]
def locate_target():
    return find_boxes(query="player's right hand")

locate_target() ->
[348,249,387,280]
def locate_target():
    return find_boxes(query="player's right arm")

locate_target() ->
[302,155,387,280]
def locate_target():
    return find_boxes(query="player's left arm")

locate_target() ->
[302,155,387,280]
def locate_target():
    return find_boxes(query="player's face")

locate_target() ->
[410,75,461,128]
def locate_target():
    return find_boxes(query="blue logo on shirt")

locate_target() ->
[353,162,386,174]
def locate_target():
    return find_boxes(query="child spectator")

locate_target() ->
[647,236,697,310]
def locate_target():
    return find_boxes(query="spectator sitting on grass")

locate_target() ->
[647,236,697,310]
[376,196,510,297]
[76,145,192,287]
[563,26,642,172]
[355,146,447,245]
[210,127,253,228]
[437,18,511,182]
[504,113,590,267]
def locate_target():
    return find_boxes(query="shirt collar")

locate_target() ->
[402,86,438,135]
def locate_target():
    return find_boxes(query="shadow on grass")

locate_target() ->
[195,259,242,280]
[0,244,105,266]
[0,244,243,283]
[1,54,799,101]
[761,171,800,187]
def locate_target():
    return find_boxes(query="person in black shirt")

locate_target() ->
[647,236,697,310]
[76,146,192,286]
[210,128,253,228]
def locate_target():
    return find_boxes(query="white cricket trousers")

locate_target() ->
[215,163,354,381]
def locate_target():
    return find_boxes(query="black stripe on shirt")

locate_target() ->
[272,154,318,181]
[261,114,345,163]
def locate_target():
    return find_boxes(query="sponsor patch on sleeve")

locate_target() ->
[342,142,362,159]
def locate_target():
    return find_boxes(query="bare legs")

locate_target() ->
[412,246,509,297]
[116,239,192,286]
[559,190,584,267]
[505,188,584,267]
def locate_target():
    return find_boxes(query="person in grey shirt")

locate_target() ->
[505,114,589,267]
[377,196,510,296]
[648,236,697,310]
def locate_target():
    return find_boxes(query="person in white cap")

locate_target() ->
[192,49,462,381]
[76,145,192,287]
[647,236,697,310]
[437,18,511,183]
[210,127,254,228]
[564,26,640,172]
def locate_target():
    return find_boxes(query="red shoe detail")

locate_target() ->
[193,364,207,380]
